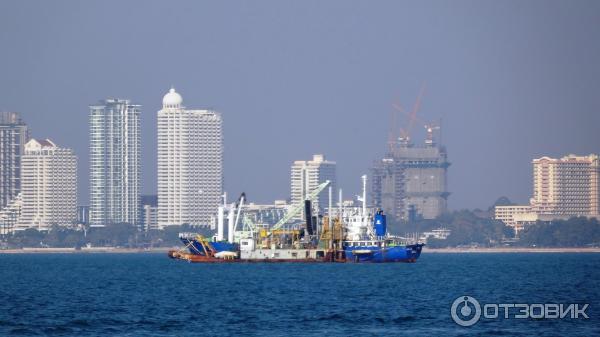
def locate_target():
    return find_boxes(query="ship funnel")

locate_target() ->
[374,210,387,237]
[305,200,314,235]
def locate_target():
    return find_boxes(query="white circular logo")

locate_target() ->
[451,296,481,326]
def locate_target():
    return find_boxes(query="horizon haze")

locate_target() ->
[1,0,599,210]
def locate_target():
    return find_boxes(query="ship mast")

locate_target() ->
[361,175,367,218]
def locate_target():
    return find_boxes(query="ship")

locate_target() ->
[168,175,424,263]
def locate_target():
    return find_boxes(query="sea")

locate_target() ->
[0,253,598,336]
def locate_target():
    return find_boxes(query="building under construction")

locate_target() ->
[371,90,450,222]
[371,133,449,221]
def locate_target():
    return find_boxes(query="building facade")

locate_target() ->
[140,195,158,231]
[371,139,449,221]
[15,139,77,231]
[0,112,28,211]
[89,99,141,227]
[531,154,600,217]
[157,88,223,228]
[0,193,22,235]
[243,200,289,226]
[290,154,336,216]
[77,206,90,225]
[494,205,539,235]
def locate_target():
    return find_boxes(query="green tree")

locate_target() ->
[519,217,600,247]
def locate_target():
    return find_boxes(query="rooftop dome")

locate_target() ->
[162,87,182,108]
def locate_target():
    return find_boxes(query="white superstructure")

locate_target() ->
[157,88,223,228]
[15,139,77,231]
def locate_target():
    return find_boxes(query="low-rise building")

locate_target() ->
[494,205,539,235]
[243,201,288,226]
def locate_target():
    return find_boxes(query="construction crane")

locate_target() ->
[424,122,440,146]
[391,83,426,147]
[233,192,246,232]
[270,180,331,232]
[226,192,245,243]
[241,214,260,234]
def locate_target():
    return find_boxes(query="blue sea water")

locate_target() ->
[0,253,598,336]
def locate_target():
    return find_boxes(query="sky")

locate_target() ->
[1,0,599,210]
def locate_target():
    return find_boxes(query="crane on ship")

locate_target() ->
[268,180,331,235]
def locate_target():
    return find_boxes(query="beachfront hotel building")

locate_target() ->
[89,98,141,227]
[494,205,539,235]
[15,139,77,231]
[290,154,336,217]
[157,88,223,228]
[496,154,600,234]
[531,154,599,217]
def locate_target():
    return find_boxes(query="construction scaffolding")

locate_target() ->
[371,136,450,221]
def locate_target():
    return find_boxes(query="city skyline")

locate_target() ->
[1,1,599,210]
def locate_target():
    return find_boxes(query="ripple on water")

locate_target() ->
[0,253,598,337]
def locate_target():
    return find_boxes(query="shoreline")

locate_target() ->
[0,247,173,254]
[425,247,600,253]
[1,247,599,254]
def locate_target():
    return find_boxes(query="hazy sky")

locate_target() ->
[1,1,599,210]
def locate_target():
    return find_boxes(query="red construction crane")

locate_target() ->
[391,83,426,146]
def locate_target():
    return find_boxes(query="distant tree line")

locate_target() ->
[517,217,600,247]
[2,223,214,249]
[3,196,599,248]
[388,209,514,248]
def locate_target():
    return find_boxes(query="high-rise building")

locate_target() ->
[371,134,449,221]
[157,88,223,228]
[0,112,28,211]
[89,98,141,227]
[290,154,336,216]
[77,206,90,225]
[15,139,77,231]
[0,193,22,235]
[531,154,599,217]
[140,195,158,231]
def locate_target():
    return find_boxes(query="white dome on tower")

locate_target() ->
[162,87,183,108]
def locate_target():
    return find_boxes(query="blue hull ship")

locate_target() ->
[170,177,424,263]
[344,243,424,263]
